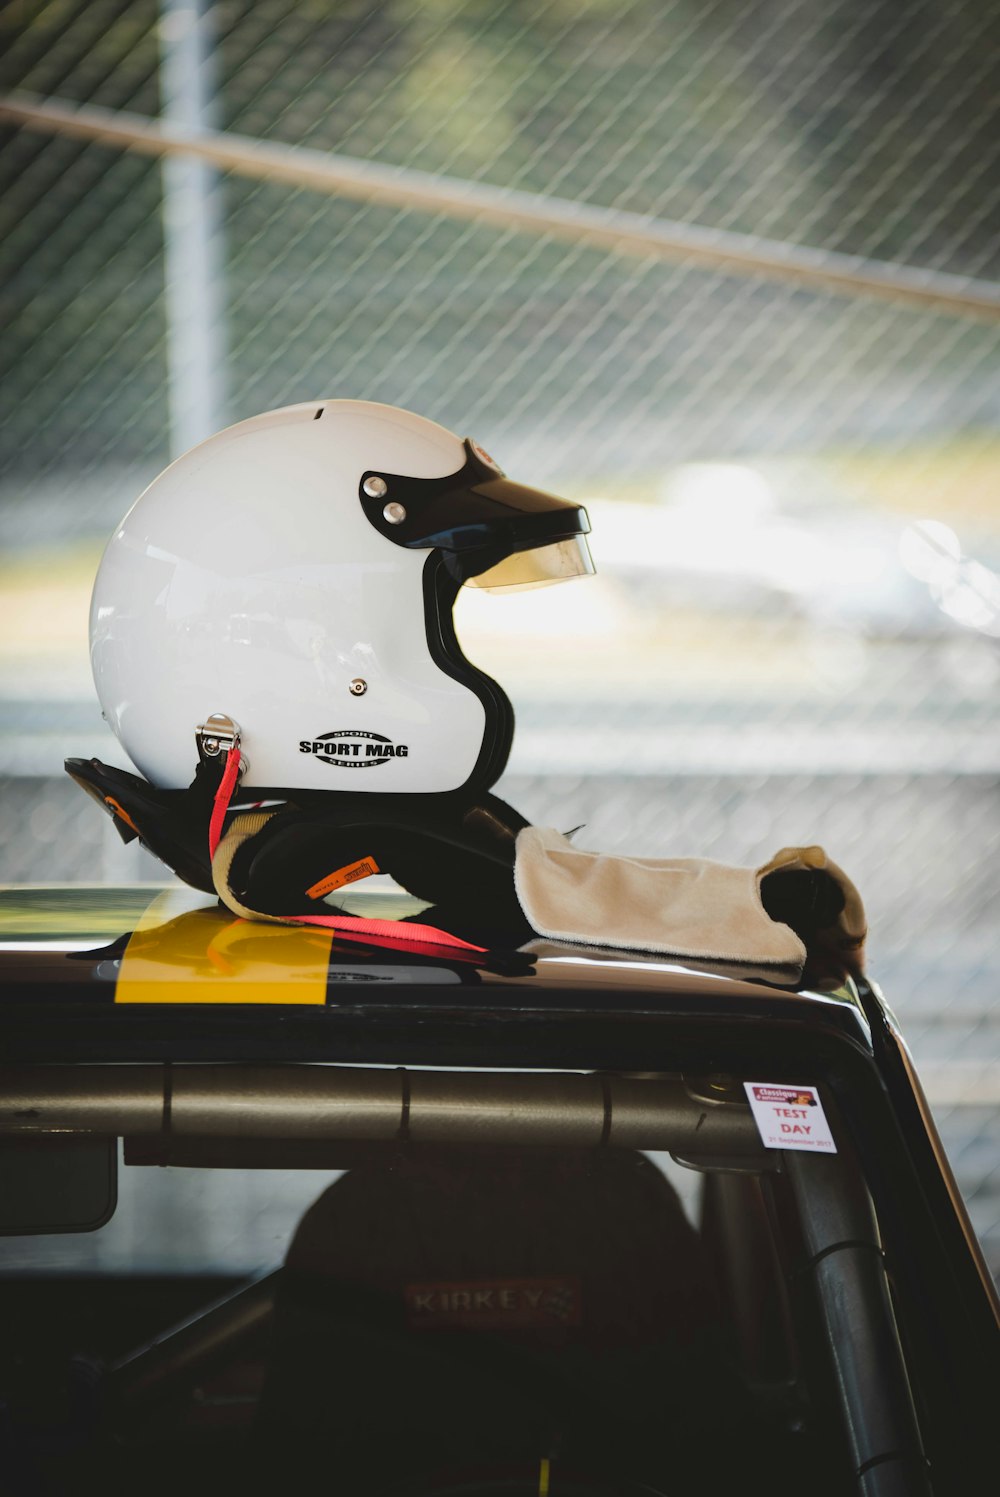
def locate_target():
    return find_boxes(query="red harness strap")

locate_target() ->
[208,744,486,954]
[208,744,244,859]
[289,913,486,955]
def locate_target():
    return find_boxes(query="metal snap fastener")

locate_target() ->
[383,501,407,525]
[363,476,388,499]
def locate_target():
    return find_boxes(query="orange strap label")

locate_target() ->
[104,795,140,835]
[306,856,380,900]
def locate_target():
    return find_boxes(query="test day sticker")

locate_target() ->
[744,1082,837,1153]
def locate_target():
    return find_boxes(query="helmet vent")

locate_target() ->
[313,407,324,420]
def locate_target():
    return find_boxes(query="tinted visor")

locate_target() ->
[359,439,592,585]
[465,533,595,591]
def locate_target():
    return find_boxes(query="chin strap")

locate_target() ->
[208,745,486,955]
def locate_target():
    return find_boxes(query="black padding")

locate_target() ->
[255,1149,726,1491]
[759,868,846,935]
[65,757,224,893]
[66,756,533,942]
[422,553,516,792]
[226,791,531,935]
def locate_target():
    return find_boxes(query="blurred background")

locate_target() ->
[1,1,998,1277]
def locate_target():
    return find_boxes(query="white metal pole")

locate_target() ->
[158,0,227,456]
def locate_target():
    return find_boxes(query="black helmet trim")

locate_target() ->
[360,438,590,583]
[421,552,515,791]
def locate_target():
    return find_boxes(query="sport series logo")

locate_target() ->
[299,730,409,767]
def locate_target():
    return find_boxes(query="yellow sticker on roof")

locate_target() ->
[116,889,332,1005]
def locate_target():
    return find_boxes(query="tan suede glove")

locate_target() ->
[514,829,866,983]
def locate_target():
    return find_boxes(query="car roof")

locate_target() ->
[0,883,871,1068]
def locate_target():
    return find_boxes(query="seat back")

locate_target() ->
[256,1147,724,1491]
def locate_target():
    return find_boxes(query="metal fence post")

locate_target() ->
[158,0,227,456]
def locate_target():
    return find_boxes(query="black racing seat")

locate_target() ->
[251,1147,742,1494]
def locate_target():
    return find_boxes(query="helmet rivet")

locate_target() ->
[349,677,368,696]
[363,475,388,499]
[383,500,407,525]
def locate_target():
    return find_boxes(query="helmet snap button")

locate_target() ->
[363,475,388,499]
[383,500,407,525]
[349,677,368,696]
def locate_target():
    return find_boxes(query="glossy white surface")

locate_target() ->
[91,401,487,791]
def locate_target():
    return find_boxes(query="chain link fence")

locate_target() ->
[1,0,998,1276]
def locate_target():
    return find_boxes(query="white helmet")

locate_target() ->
[91,400,592,797]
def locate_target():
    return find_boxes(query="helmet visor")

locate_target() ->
[359,438,591,586]
[464,533,595,591]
